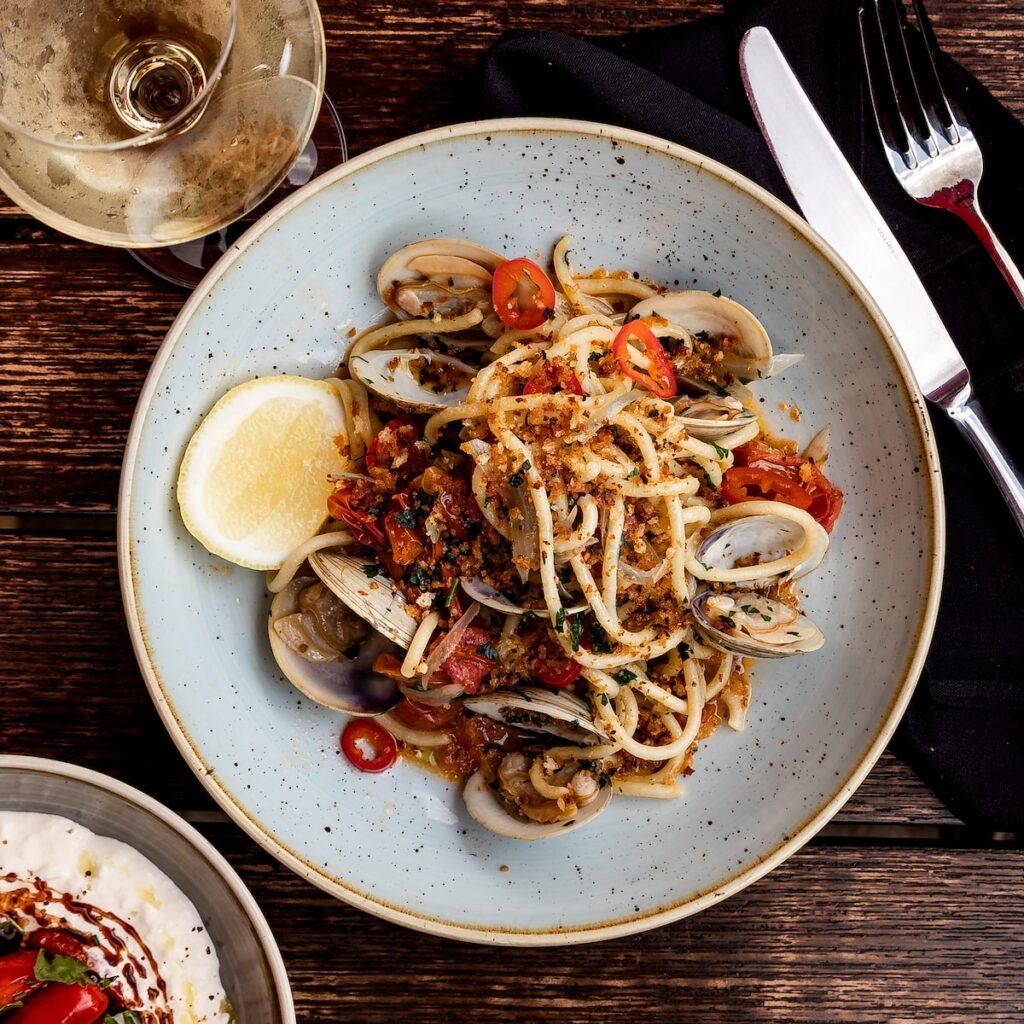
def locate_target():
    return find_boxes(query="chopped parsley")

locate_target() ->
[408,567,434,589]
[444,577,460,607]
[568,615,584,652]
[613,668,637,684]
[508,460,532,488]
[555,607,566,632]
[394,507,418,528]
[587,620,613,653]
[711,441,729,459]
[476,643,499,661]
[361,564,382,579]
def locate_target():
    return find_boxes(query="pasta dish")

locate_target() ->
[259,236,843,839]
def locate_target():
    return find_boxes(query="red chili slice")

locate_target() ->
[340,719,398,773]
[492,258,557,330]
[611,320,677,398]
[522,362,584,396]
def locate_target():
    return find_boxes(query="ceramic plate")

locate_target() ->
[119,118,942,945]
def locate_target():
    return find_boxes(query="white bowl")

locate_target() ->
[119,118,942,945]
[0,756,295,1020]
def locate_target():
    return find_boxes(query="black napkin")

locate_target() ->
[470,0,1024,832]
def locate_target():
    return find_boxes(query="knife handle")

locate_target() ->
[942,384,1024,538]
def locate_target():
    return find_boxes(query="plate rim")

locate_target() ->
[118,116,945,946]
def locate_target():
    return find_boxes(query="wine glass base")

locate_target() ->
[128,93,347,289]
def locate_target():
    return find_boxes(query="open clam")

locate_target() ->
[268,577,401,714]
[462,687,603,743]
[348,348,476,413]
[630,290,801,381]
[376,239,505,335]
[672,393,758,441]
[692,589,824,659]
[463,767,612,840]
[307,550,419,647]
[687,503,828,588]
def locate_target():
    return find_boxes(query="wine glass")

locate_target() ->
[0,0,341,285]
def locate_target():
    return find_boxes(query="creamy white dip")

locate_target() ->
[0,812,231,1024]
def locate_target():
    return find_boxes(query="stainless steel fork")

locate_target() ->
[859,0,1024,308]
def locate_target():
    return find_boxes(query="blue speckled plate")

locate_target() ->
[119,119,943,945]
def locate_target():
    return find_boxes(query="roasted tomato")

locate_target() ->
[522,362,584,396]
[5,981,109,1024]
[340,719,398,773]
[393,697,462,730]
[532,631,582,688]
[383,493,424,566]
[25,930,89,963]
[725,441,844,532]
[366,416,429,485]
[327,482,386,548]
[492,258,557,330]
[611,320,677,398]
[433,625,497,694]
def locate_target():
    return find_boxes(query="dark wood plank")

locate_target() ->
[0,533,961,826]
[202,823,1024,1023]
[2,0,1024,511]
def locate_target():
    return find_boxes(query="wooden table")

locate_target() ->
[2,3,1023,1021]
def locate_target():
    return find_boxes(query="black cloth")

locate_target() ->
[470,0,1024,831]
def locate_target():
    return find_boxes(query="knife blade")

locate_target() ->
[739,26,1024,537]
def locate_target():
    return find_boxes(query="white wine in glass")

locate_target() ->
[0,0,326,248]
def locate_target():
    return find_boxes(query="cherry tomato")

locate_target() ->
[720,466,814,509]
[327,483,386,549]
[0,951,43,1010]
[340,719,398,773]
[611,320,677,398]
[728,441,844,532]
[492,258,557,330]
[532,633,582,688]
[383,493,424,566]
[522,362,584,396]
[366,416,429,484]
[5,981,108,1024]
[393,697,462,730]
[25,931,88,963]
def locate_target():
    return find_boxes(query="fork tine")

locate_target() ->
[874,0,941,155]
[908,0,962,142]
[859,0,921,168]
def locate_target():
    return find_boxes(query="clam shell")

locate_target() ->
[377,239,505,315]
[691,589,824,659]
[348,348,475,412]
[307,551,418,648]
[267,577,400,714]
[630,290,773,381]
[673,393,758,440]
[689,506,828,588]
[462,687,602,742]
[462,770,612,840]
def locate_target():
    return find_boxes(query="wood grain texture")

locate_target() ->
[0,533,960,826]
[204,823,1024,1023]
[2,0,1024,512]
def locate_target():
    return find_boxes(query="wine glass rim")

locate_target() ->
[0,0,239,153]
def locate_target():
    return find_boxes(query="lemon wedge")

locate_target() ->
[176,375,347,570]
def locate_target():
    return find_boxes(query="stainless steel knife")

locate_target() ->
[739,26,1024,537]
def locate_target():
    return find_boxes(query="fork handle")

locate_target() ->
[939,184,1024,309]
[941,383,1024,538]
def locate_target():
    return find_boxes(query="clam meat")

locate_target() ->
[692,589,824,659]
[348,348,476,413]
